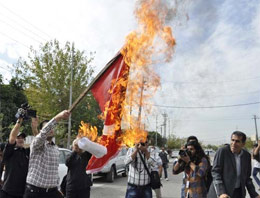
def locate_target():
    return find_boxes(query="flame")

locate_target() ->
[119,0,176,146]
[78,0,176,148]
[78,121,98,142]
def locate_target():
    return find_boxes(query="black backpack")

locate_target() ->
[60,174,67,196]
[205,164,213,192]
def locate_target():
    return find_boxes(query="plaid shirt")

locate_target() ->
[181,157,208,198]
[26,118,60,188]
[125,147,152,186]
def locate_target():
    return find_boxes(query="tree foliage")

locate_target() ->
[14,40,103,146]
[148,131,165,147]
[0,77,29,141]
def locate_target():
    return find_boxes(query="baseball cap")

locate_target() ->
[17,132,26,139]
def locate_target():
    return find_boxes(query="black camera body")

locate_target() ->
[15,103,37,120]
[179,149,191,157]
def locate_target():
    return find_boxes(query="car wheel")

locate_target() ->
[106,166,116,182]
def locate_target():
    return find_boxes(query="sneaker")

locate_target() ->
[165,178,169,181]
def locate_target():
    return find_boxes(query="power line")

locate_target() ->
[0,12,48,42]
[0,18,43,44]
[162,76,260,85]
[0,2,52,40]
[0,31,30,49]
[153,101,260,109]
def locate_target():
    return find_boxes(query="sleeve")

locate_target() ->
[65,151,78,168]
[211,148,226,196]
[77,137,107,158]
[31,119,57,151]
[172,159,185,175]
[193,157,208,178]
[81,151,92,166]
[124,148,135,166]
[245,153,259,198]
[2,142,15,161]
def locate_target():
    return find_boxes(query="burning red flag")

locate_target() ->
[86,52,129,173]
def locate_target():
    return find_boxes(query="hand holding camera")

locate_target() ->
[15,103,37,120]
[179,149,191,163]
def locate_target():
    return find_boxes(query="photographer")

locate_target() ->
[0,105,38,198]
[173,141,209,198]
[124,140,152,198]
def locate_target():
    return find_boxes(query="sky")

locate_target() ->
[0,0,260,145]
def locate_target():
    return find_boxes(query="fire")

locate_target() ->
[78,0,176,148]
[78,121,98,142]
[119,0,176,146]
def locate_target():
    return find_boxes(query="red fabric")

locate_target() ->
[86,53,129,173]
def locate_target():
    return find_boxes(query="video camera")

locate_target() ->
[15,103,37,120]
[179,149,191,157]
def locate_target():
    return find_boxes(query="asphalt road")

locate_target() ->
[90,158,260,198]
[91,160,182,198]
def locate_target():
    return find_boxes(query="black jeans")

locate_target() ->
[66,187,90,198]
[0,190,23,198]
[23,186,63,198]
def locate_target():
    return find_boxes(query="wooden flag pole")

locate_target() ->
[68,52,121,113]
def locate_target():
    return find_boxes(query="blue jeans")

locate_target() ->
[162,163,168,179]
[125,184,152,198]
[253,167,260,186]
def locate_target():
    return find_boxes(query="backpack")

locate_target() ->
[205,164,213,192]
[60,174,67,196]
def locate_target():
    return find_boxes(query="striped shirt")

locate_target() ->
[26,118,60,188]
[125,147,152,186]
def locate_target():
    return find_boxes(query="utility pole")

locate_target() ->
[67,43,74,149]
[162,113,167,138]
[253,115,259,143]
[168,119,171,138]
[138,77,145,128]
[155,115,158,146]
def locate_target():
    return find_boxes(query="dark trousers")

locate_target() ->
[232,187,243,198]
[162,163,168,179]
[23,186,63,198]
[66,188,90,198]
[0,190,23,198]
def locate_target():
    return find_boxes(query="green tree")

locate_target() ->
[14,40,103,145]
[148,131,165,147]
[167,135,186,149]
[0,78,29,141]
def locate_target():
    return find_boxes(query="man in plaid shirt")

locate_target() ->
[24,110,70,198]
[124,141,152,198]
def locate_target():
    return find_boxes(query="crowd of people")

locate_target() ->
[1,107,260,198]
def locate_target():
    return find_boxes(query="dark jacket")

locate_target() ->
[65,151,92,192]
[159,151,169,164]
[2,142,30,196]
[207,145,258,198]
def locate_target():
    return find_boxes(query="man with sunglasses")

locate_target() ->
[124,140,152,198]
[208,131,260,198]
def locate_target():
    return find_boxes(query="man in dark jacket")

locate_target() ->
[159,147,169,181]
[65,137,107,198]
[65,139,92,198]
[0,109,38,198]
[208,131,260,198]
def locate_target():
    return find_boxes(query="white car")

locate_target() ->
[58,148,72,185]
[93,147,128,182]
